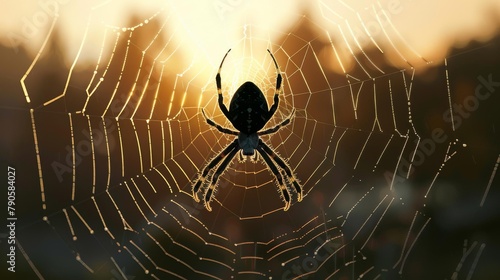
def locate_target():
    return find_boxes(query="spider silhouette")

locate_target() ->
[192,49,303,211]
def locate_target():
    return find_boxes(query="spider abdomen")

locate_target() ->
[229,81,269,134]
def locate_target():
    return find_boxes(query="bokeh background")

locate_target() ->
[1,0,500,279]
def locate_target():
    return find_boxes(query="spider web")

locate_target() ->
[2,0,500,279]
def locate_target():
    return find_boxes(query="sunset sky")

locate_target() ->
[1,0,499,71]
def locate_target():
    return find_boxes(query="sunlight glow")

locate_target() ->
[1,0,499,71]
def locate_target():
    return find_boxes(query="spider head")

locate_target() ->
[242,148,254,156]
[238,133,259,156]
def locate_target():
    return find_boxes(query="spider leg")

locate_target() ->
[259,140,303,202]
[267,49,282,118]
[258,109,295,136]
[203,145,239,211]
[216,49,231,119]
[201,109,238,135]
[192,139,238,202]
[256,145,291,211]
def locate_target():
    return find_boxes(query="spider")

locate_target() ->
[192,49,303,211]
